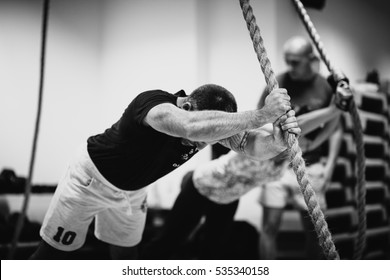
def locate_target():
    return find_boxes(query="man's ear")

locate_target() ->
[182,102,192,111]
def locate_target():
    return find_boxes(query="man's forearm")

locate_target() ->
[146,103,270,142]
[245,131,286,161]
[184,109,271,142]
[325,124,343,171]
[147,91,289,143]
[297,104,341,135]
[220,126,286,161]
[306,116,340,152]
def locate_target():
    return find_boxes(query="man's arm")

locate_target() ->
[301,113,341,152]
[144,88,291,142]
[297,104,341,135]
[217,128,281,161]
[218,111,300,161]
[322,123,343,190]
[219,102,340,161]
[257,87,269,109]
[145,103,266,142]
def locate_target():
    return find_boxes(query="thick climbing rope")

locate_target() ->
[8,0,50,259]
[239,0,340,260]
[291,0,367,260]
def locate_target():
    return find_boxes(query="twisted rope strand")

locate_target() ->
[350,102,367,259]
[239,0,340,260]
[291,0,367,260]
[291,0,344,82]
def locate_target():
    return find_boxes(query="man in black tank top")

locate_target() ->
[31,83,299,259]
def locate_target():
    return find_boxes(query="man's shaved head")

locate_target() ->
[283,36,317,80]
[283,36,315,58]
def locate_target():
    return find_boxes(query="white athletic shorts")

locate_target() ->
[258,162,327,210]
[40,143,148,251]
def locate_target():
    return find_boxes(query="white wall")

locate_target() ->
[1,0,389,228]
[0,0,103,184]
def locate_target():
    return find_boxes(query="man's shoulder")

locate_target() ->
[126,89,181,124]
[314,73,329,82]
[314,74,333,92]
[136,89,186,100]
[132,89,179,104]
[136,89,171,98]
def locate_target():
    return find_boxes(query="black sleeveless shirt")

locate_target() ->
[87,89,199,190]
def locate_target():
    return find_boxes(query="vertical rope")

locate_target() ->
[290,0,344,82]
[291,0,367,260]
[239,0,339,260]
[8,0,50,259]
[349,102,367,259]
